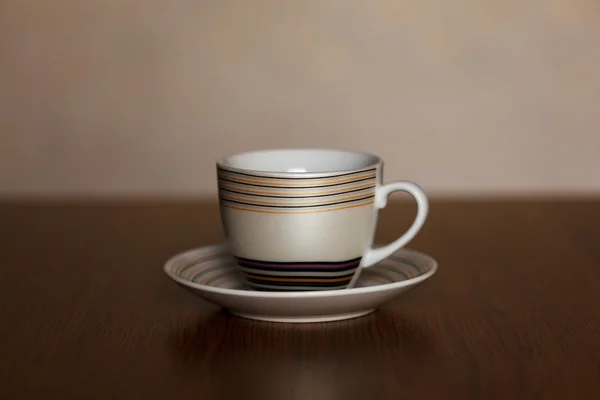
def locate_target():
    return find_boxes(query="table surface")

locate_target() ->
[1,199,600,399]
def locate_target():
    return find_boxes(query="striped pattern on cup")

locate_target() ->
[235,257,362,291]
[217,166,377,214]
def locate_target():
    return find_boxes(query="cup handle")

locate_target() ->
[360,181,429,268]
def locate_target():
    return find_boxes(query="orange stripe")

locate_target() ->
[220,192,372,207]
[244,274,352,283]
[219,173,376,187]
[219,181,375,197]
[221,200,374,214]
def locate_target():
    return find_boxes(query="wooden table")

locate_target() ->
[1,199,600,399]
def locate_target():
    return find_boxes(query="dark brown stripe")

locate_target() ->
[219,194,375,209]
[244,277,352,287]
[217,176,376,189]
[236,256,361,267]
[219,185,375,199]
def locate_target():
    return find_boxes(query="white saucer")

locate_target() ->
[163,243,437,323]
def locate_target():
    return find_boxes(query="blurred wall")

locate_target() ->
[1,0,599,198]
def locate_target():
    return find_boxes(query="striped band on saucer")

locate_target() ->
[217,166,377,214]
[236,257,362,291]
[171,247,245,289]
[165,244,433,291]
[356,256,423,287]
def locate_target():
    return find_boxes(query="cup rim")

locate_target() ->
[216,147,382,177]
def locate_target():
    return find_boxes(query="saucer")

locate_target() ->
[163,243,437,323]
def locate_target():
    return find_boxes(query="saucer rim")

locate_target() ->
[163,243,438,299]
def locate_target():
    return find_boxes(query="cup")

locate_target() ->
[216,148,428,291]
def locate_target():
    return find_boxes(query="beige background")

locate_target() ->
[1,0,599,198]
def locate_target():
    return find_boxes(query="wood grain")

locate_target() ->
[1,199,600,399]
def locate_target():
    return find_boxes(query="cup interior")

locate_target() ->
[218,148,380,174]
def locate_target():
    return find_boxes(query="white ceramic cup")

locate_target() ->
[216,148,428,291]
